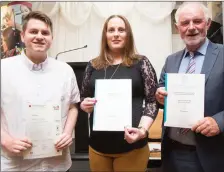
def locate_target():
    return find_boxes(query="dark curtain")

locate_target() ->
[68,62,89,153]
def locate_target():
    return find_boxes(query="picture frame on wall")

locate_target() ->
[1,1,32,59]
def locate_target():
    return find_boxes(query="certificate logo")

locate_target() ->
[53,105,59,110]
[61,96,65,102]
[180,75,188,85]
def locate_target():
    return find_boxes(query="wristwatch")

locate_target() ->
[138,126,149,139]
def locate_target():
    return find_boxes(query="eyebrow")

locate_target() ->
[107,26,125,29]
[28,28,50,31]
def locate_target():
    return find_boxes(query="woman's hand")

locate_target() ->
[124,126,147,144]
[80,97,97,113]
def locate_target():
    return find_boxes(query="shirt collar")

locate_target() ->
[183,38,209,58]
[21,50,49,71]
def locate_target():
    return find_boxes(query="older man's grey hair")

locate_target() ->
[175,2,211,24]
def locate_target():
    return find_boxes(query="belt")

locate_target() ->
[167,137,196,151]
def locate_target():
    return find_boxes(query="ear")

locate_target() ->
[20,31,25,43]
[206,18,212,30]
[174,23,180,33]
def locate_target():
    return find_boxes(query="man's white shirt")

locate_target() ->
[1,52,80,171]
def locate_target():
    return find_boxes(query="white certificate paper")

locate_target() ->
[164,74,204,128]
[93,79,132,131]
[23,104,62,159]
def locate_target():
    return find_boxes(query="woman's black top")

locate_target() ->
[80,55,159,154]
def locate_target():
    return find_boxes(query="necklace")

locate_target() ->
[104,63,121,79]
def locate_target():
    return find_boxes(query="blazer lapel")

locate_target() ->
[201,42,219,84]
[171,50,185,73]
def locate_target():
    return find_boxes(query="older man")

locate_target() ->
[156,2,224,172]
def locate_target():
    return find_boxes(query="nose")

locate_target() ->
[113,30,119,37]
[188,21,196,30]
[36,32,44,40]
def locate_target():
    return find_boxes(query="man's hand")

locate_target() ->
[55,133,73,150]
[155,87,167,105]
[192,117,220,137]
[2,137,32,156]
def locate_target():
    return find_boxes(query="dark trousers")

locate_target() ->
[162,137,204,172]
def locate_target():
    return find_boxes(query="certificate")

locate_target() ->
[93,79,132,131]
[23,104,62,159]
[164,74,204,128]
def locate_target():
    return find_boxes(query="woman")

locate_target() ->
[80,15,159,172]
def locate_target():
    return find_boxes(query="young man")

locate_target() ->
[1,11,80,171]
[156,2,224,172]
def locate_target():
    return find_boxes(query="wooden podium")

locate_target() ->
[147,109,163,169]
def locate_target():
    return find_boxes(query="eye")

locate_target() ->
[107,28,114,33]
[30,30,38,34]
[42,31,50,35]
[118,28,125,32]
[180,21,189,26]
[193,19,203,24]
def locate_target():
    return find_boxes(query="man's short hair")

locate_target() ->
[22,11,53,33]
[175,2,211,24]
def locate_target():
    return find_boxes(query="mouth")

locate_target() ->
[33,42,45,46]
[112,40,121,44]
[187,33,199,37]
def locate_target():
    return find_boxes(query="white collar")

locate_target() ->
[21,50,49,71]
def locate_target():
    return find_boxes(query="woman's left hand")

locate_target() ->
[124,127,146,144]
